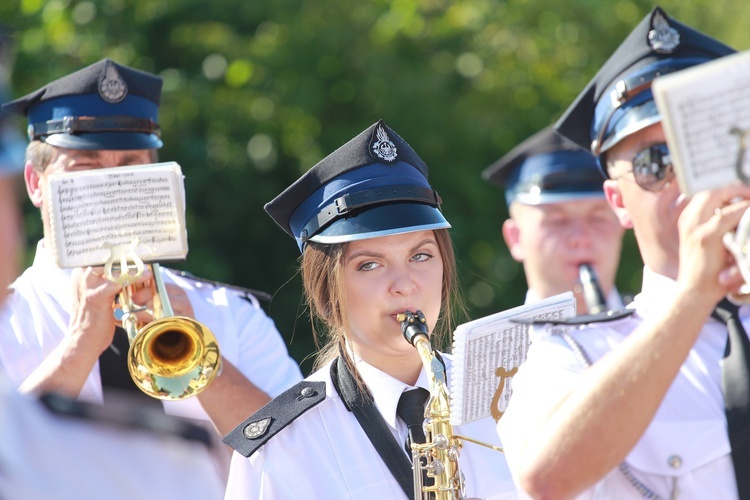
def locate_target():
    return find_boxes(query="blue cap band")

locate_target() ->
[289,161,432,241]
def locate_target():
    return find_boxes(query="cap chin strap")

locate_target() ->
[28,115,160,141]
[299,185,441,242]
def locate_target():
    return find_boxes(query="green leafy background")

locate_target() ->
[4,0,748,374]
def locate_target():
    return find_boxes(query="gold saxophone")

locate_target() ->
[398,310,503,500]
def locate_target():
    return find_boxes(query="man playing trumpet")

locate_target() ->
[498,7,750,499]
[0,59,302,494]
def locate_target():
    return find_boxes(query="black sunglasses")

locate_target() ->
[621,143,674,192]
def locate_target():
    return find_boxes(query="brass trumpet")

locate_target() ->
[723,208,750,303]
[106,259,221,401]
[720,129,750,303]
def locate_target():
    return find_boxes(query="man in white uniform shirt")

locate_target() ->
[498,7,750,499]
[483,126,626,316]
[0,59,302,496]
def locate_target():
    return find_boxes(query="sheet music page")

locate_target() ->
[449,292,575,426]
[46,162,188,268]
[652,50,750,196]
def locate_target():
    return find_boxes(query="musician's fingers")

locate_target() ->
[166,284,194,318]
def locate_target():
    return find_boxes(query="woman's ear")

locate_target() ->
[501,218,525,262]
[24,162,44,208]
[603,179,633,229]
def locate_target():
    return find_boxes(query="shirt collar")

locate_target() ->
[352,354,430,431]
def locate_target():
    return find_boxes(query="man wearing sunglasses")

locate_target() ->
[497,7,750,499]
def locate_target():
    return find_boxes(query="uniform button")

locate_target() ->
[667,455,682,469]
[300,387,313,397]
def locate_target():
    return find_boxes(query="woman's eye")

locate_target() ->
[358,261,378,271]
[412,252,433,262]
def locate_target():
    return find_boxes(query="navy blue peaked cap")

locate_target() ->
[555,6,735,172]
[265,119,450,252]
[2,59,162,150]
[482,126,604,206]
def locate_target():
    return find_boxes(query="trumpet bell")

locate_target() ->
[128,316,221,400]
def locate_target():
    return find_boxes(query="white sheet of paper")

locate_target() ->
[46,162,188,268]
[449,292,575,425]
[653,50,750,195]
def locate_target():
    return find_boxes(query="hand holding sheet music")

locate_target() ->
[653,50,750,195]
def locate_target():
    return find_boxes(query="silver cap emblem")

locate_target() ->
[243,417,272,440]
[98,62,128,103]
[371,124,398,162]
[648,10,680,54]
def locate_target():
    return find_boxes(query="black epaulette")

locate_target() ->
[222,380,326,457]
[511,308,634,326]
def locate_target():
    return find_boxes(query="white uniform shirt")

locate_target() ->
[226,355,518,499]
[0,241,303,495]
[0,384,225,499]
[499,267,738,499]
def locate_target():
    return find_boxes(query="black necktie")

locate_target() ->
[712,298,750,496]
[396,388,430,453]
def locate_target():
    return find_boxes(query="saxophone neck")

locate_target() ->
[399,310,438,365]
[399,310,448,400]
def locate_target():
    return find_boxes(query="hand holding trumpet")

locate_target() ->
[676,183,750,305]
[68,265,196,356]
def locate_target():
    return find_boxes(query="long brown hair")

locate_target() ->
[300,228,466,385]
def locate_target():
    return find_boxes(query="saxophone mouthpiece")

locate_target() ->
[399,310,429,346]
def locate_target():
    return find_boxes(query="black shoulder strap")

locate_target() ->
[511,308,634,326]
[330,356,413,499]
[222,380,326,457]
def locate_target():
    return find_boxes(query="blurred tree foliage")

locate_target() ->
[2,0,748,374]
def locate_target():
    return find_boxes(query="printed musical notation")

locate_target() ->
[653,49,750,195]
[449,293,575,426]
[46,162,188,268]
